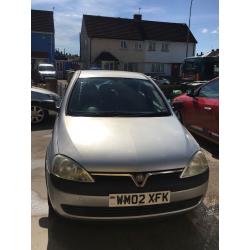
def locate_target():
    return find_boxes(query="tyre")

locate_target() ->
[31,105,48,124]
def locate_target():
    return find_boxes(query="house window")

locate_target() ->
[151,63,164,73]
[161,43,169,52]
[135,41,142,50]
[148,41,156,51]
[123,63,127,71]
[120,40,127,49]
[124,63,138,72]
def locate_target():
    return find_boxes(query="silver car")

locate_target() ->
[45,70,209,220]
[38,63,57,82]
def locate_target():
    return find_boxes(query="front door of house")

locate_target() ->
[171,64,180,77]
[102,61,115,70]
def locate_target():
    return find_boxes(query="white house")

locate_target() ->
[80,14,197,77]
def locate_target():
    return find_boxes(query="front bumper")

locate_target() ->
[46,170,208,220]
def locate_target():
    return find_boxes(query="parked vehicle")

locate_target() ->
[31,87,61,124]
[151,76,171,86]
[172,78,219,144]
[179,80,208,94]
[43,70,209,220]
[31,68,42,83]
[145,74,183,100]
[38,63,57,82]
[182,56,219,82]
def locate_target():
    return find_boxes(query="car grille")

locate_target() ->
[61,196,202,217]
[50,170,209,196]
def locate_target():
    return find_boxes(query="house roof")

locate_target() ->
[31,9,54,33]
[203,49,219,57]
[83,15,197,43]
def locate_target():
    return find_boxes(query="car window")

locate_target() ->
[198,79,219,99]
[67,77,170,116]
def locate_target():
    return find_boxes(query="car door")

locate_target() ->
[190,79,219,141]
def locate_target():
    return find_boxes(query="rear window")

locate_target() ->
[198,79,219,98]
[38,65,55,71]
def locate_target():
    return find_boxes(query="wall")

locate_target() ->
[80,15,91,68]
[80,29,196,76]
[31,32,55,63]
[90,38,144,67]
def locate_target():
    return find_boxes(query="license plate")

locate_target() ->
[109,191,170,207]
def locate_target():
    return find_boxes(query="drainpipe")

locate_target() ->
[51,33,53,63]
[79,32,81,62]
[89,38,92,67]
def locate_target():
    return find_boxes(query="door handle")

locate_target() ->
[204,106,212,111]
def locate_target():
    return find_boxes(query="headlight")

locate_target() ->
[180,151,208,178]
[52,155,94,182]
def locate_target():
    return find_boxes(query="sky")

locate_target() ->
[31,0,219,55]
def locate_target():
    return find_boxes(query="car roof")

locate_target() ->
[78,70,148,80]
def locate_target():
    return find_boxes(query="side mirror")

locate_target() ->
[40,100,60,112]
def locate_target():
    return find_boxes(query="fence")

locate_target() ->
[55,60,80,80]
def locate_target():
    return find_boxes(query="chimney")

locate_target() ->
[133,14,142,21]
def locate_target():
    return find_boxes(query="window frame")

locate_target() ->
[135,41,143,50]
[120,40,128,49]
[151,63,164,73]
[161,43,169,52]
[124,63,138,72]
[148,41,156,51]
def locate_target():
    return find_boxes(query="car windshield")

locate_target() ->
[38,65,55,71]
[67,77,171,117]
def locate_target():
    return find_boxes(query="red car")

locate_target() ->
[172,78,219,143]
